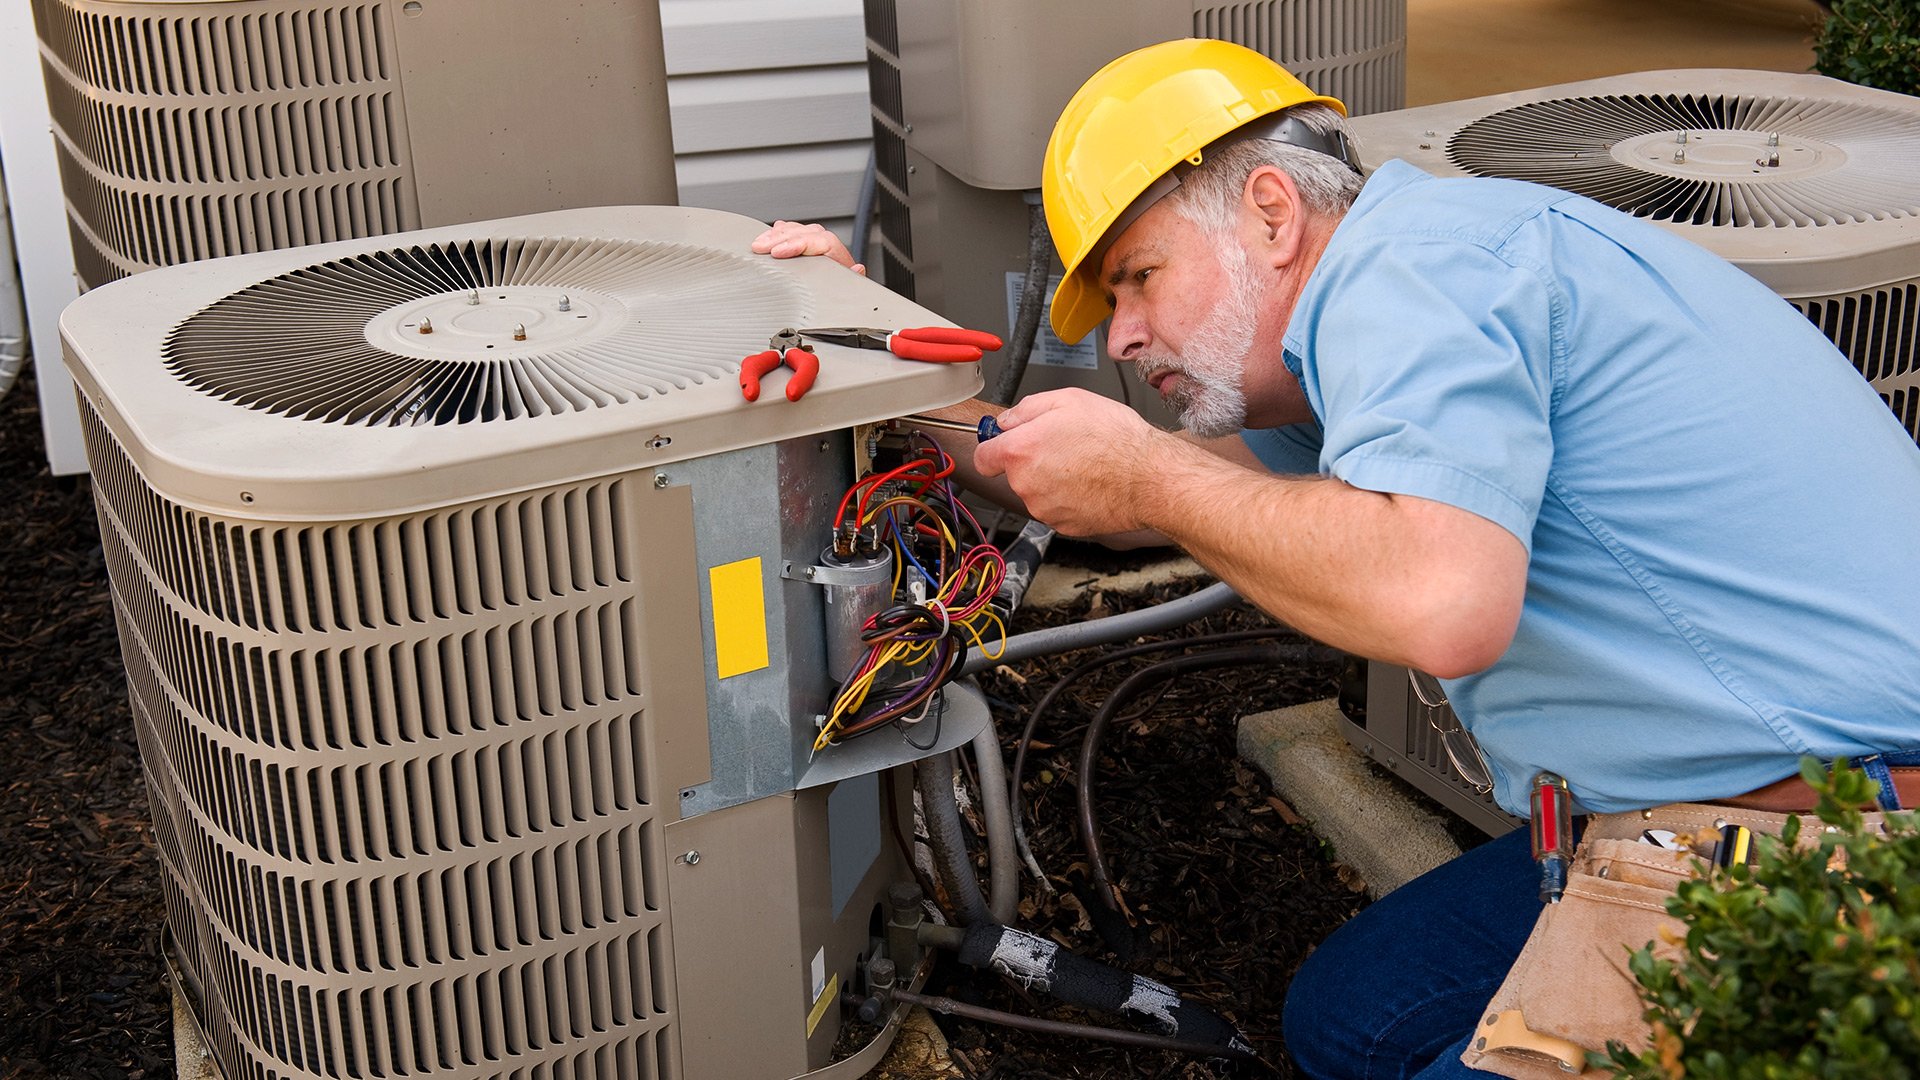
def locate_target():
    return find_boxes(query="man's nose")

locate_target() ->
[1106,301,1148,363]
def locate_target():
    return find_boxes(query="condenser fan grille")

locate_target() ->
[1446,94,1920,228]
[164,236,809,425]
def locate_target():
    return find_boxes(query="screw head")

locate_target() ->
[654,473,670,489]
[683,850,701,865]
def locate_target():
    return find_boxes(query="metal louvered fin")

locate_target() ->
[163,237,810,426]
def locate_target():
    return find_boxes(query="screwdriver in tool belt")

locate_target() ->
[899,414,1003,442]
[1531,771,1574,904]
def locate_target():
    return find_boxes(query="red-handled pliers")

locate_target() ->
[798,325,1004,364]
[740,328,819,402]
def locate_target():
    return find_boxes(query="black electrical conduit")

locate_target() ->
[1009,628,1328,889]
[851,147,877,273]
[1078,643,1344,912]
[987,196,1052,407]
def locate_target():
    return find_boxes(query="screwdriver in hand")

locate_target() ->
[899,414,1003,442]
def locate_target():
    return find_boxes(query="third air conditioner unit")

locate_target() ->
[1347,68,1920,444]
[866,0,1408,420]
[62,205,985,1080]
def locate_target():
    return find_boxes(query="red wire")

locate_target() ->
[835,448,953,529]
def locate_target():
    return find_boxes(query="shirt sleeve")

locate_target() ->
[1239,423,1324,475]
[1294,233,1559,552]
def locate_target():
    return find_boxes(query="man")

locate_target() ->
[756,38,1920,1078]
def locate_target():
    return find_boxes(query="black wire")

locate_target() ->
[1076,643,1344,912]
[1010,629,1313,847]
[898,692,945,750]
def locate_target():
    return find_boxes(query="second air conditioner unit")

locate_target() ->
[1347,68,1920,444]
[63,205,985,1080]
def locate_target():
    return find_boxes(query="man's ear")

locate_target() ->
[1244,166,1306,266]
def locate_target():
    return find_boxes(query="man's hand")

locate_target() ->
[750,221,865,275]
[973,389,1175,537]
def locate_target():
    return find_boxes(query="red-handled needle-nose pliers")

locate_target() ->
[798,325,1004,364]
[740,328,819,402]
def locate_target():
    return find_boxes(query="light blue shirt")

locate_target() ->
[1244,159,1920,815]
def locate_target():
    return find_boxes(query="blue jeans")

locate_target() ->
[1283,828,1540,1080]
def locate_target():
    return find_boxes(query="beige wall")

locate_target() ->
[1408,0,1825,104]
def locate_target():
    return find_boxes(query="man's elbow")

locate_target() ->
[1397,594,1521,678]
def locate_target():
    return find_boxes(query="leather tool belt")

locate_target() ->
[1459,799,1895,1078]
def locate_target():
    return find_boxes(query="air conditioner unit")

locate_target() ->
[1341,69,1920,833]
[32,0,680,290]
[62,205,987,1080]
[865,0,1407,419]
[1346,68,1920,444]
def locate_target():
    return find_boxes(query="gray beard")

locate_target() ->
[1140,242,1262,439]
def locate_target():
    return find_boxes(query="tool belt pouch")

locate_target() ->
[1459,833,1696,1078]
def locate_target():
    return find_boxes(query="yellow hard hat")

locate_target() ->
[1042,38,1348,345]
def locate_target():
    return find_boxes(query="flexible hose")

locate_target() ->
[969,719,1019,925]
[987,196,1052,406]
[1078,644,1341,911]
[917,751,992,926]
[960,580,1242,677]
[890,987,1258,1062]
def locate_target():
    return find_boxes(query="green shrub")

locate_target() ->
[1598,759,1920,1080]
[1812,0,1920,96]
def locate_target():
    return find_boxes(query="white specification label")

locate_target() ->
[1006,272,1101,370]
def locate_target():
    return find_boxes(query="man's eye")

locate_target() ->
[1135,267,1154,283]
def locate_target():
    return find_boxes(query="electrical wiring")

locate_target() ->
[813,434,1007,753]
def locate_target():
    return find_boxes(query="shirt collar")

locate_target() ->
[1279,159,1434,381]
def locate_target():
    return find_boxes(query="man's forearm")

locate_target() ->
[1133,438,1526,675]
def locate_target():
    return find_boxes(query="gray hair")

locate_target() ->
[1164,104,1364,234]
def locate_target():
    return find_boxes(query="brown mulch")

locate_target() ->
[0,364,1365,1079]
[0,369,170,1080]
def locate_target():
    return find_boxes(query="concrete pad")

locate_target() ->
[1238,699,1461,898]
[173,984,222,1080]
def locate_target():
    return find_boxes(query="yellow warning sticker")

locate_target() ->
[709,557,770,679]
[806,972,839,1037]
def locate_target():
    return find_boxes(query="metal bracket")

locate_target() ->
[782,559,885,587]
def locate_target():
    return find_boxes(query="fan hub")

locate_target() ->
[1611,129,1839,181]
[366,287,626,360]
